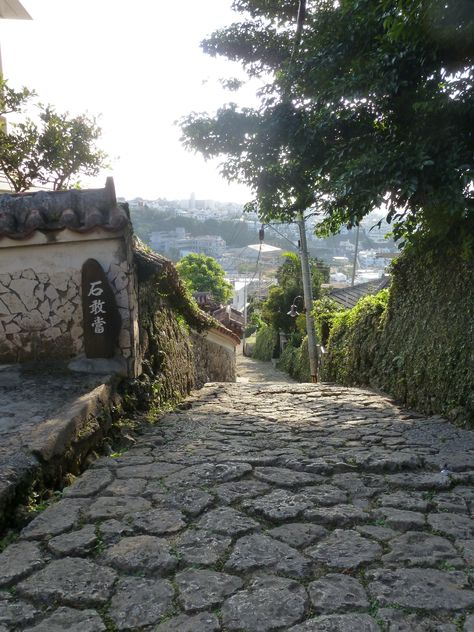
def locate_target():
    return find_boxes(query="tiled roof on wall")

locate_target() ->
[329,276,391,309]
[0,178,130,240]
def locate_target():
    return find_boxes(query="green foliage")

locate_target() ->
[181,0,474,243]
[324,229,474,425]
[0,76,107,192]
[260,251,324,334]
[278,335,311,382]
[176,253,233,304]
[323,291,390,385]
[313,296,344,347]
[252,322,277,361]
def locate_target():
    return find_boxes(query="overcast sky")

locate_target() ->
[1,0,257,202]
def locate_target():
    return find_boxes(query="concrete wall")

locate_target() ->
[0,228,140,373]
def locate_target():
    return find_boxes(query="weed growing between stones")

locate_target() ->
[0,530,18,552]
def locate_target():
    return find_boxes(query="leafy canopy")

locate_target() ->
[181,0,474,242]
[176,253,233,304]
[0,77,107,192]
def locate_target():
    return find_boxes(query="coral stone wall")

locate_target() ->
[0,229,139,372]
[192,330,236,387]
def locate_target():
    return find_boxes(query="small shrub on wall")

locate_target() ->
[278,336,311,382]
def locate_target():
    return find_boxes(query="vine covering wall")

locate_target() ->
[323,235,474,426]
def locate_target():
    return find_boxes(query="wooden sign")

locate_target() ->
[81,259,121,358]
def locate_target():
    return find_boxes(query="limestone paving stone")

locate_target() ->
[458,539,474,565]
[103,535,177,575]
[377,490,430,512]
[109,576,174,630]
[176,569,243,612]
[221,575,308,632]
[214,479,271,504]
[368,568,474,611]
[129,508,186,535]
[174,528,232,565]
[373,507,426,531]
[356,525,397,542]
[0,592,39,627]
[87,495,151,520]
[242,488,312,521]
[159,488,214,516]
[304,504,367,527]
[288,614,381,631]
[22,607,106,632]
[376,608,457,632]
[103,478,147,496]
[0,541,44,587]
[432,492,468,513]
[465,614,474,632]
[308,573,369,613]
[224,533,313,579]
[97,519,134,543]
[164,462,252,487]
[253,466,322,487]
[153,612,220,632]
[115,462,183,479]
[21,499,87,540]
[16,557,117,606]
[197,506,260,536]
[306,529,382,570]
[427,512,474,539]
[48,524,97,557]
[63,469,114,498]
[301,484,348,506]
[382,531,463,567]
[267,523,328,548]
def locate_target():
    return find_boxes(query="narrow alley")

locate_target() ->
[1,356,474,631]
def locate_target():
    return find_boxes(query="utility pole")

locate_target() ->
[297,212,320,383]
[351,224,360,287]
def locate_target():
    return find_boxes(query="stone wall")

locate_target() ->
[192,329,236,387]
[0,229,139,374]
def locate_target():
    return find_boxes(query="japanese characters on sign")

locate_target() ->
[82,259,121,359]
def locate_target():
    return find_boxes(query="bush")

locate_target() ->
[252,323,277,361]
[278,336,311,382]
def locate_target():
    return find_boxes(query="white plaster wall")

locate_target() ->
[0,229,137,370]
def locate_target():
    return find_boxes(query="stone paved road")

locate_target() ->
[1,376,474,631]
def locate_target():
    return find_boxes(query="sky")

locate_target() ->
[0,0,258,202]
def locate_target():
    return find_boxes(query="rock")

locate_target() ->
[160,488,213,517]
[242,489,312,521]
[225,533,312,579]
[0,592,39,627]
[376,608,457,632]
[174,528,232,565]
[222,575,308,632]
[129,509,186,535]
[63,469,114,498]
[22,606,106,632]
[304,504,367,527]
[21,500,87,540]
[356,525,397,542]
[215,479,271,504]
[109,577,174,630]
[375,506,427,530]
[382,531,462,567]
[308,573,369,613]
[427,513,474,539]
[253,466,322,487]
[288,614,380,631]
[16,557,116,606]
[0,541,44,587]
[302,485,348,506]
[165,462,252,487]
[268,523,328,548]
[306,529,382,570]
[104,478,147,496]
[103,536,177,575]
[97,519,134,543]
[197,507,260,536]
[368,568,474,611]
[48,525,97,557]
[176,569,243,612]
[116,462,182,479]
[87,495,151,520]
[377,491,430,512]
[153,612,220,632]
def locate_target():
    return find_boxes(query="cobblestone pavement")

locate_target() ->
[236,350,296,383]
[1,378,474,631]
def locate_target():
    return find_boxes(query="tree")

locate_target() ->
[180,0,474,243]
[260,251,324,333]
[0,77,107,192]
[176,253,233,304]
